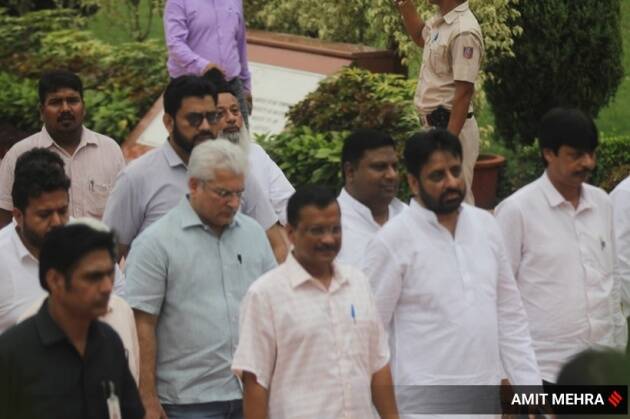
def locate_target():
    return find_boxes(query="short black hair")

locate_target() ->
[39,224,116,291]
[287,185,338,227]
[203,68,236,96]
[38,70,83,104]
[538,108,598,166]
[163,75,218,117]
[12,148,70,213]
[341,129,396,175]
[404,129,462,178]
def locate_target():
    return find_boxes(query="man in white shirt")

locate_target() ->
[611,175,630,339]
[232,185,399,419]
[364,129,540,415]
[337,129,405,267]
[495,108,628,383]
[0,150,131,367]
[103,75,286,261]
[208,68,295,226]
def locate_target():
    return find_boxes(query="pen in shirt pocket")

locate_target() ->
[351,304,356,324]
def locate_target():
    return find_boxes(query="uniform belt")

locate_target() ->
[420,108,474,129]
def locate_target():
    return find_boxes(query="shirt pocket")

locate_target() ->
[86,179,111,219]
[429,42,451,76]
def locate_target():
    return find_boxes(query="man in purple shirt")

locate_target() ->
[164,0,251,127]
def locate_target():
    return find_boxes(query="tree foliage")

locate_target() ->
[484,0,624,147]
[244,0,521,64]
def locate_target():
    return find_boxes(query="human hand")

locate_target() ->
[142,395,168,419]
[202,63,224,77]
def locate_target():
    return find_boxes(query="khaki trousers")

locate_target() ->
[459,117,480,204]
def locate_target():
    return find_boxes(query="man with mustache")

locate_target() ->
[208,69,295,226]
[0,149,137,379]
[102,75,283,261]
[337,129,405,267]
[495,108,628,384]
[125,139,277,419]
[0,70,125,227]
[0,222,144,419]
[364,129,540,415]
[232,185,399,419]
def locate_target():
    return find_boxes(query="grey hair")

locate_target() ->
[217,125,251,155]
[188,139,248,181]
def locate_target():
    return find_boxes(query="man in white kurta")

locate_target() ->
[337,129,406,267]
[495,108,627,383]
[364,129,540,415]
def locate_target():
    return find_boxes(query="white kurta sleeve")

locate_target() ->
[362,236,404,334]
[494,199,525,277]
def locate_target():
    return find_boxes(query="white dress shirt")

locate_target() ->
[337,188,406,268]
[17,294,140,383]
[611,176,630,315]
[363,200,540,412]
[232,252,390,419]
[495,173,627,382]
[248,143,294,226]
[0,223,126,335]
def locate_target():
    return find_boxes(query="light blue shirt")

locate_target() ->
[125,197,277,404]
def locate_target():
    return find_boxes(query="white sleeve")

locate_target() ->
[490,222,541,385]
[240,175,278,230]
[362,235,404,334]
[611,187,630,316]
[494,199,524,277]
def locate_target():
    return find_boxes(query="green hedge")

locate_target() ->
[0,9,167,143]
[495,135,630,201]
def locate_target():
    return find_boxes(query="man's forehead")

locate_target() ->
[45,88,81,99]
[27,190,69,210]
[360,146,398,162]
[217,92,239,107]
[180,95,216,110]
[423,150,461,169]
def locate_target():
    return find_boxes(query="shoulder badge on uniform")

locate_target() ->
[463,47,474,59]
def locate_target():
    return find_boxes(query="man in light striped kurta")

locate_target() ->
[232,185,399,419]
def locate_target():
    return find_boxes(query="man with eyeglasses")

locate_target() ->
[232,185,399,419]
[102,75,282,261]
[125,139,277,419]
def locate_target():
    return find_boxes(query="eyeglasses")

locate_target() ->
[184,111,220,127]
[303,225,342,237]
[207,186,245,200]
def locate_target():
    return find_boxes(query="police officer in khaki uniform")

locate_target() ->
[396,0,483,203]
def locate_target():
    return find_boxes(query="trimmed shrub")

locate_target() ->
[0,9,168,143]
[485,0,624,147]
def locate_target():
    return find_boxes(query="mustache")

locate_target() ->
[440,188,464,199]
[58,112,75,122]
[315,244,338,252]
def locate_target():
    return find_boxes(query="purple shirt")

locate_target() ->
[164,0,251,90]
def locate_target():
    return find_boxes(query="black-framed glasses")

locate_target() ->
[184,111,220,127]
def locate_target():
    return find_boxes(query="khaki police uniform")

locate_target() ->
[414,1,483,203]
